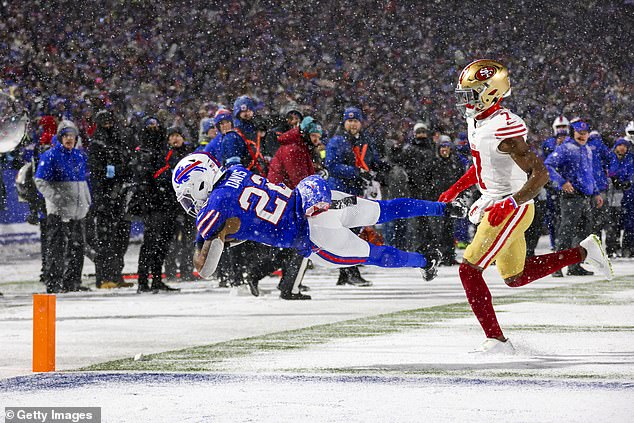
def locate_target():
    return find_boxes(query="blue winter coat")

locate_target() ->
[325,131,386,196]
[34,139,91,219]
[203,132,224,161]
[544,140,598,196]
[220,130,249,167]
[587,135,613,192]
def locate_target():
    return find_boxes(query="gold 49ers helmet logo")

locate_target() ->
[475,66,497,81]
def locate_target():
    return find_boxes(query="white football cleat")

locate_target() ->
[470,338,516,354]
[580,234,614,280]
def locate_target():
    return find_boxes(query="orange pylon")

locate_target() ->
[33,294,56,372]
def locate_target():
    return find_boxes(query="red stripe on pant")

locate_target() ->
[476,205,527,268]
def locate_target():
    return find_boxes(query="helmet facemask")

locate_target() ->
[172,153,224,218]
[455,85,484,119]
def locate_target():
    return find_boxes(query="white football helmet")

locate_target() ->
[552,115,569,136]
[625,121,634,141]
[172,152,225,217]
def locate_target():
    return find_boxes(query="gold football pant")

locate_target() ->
[463,203,535,279]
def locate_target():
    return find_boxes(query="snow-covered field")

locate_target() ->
[0,237,633,422]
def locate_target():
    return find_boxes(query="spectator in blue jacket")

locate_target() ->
[221,96,267,175]
[587,131,614,236]
[232,95,258,142]
[34,121,92,293]
[325,107,390,287]
[544,120,604,276]
[606,138,634,256]
[325,107,389,196]
[218,96,273,295]
[204,108,232,160]
[541,116,572,249]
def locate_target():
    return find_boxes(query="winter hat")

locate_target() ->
[213,109,233,127]
[439,134,452,144]
[201,118,214,134]
[144,116,160,128]
[571,120,590,133]
[167,126,187,138]
[95,110,115,127]
[57,120,78,137]
[233,95,256,118]
[300,116,323,136]
[613,138,630,150]
[343,107,362,122]
[280,102,303,120]
[413,122,429,133]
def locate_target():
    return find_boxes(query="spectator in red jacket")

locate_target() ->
[268,116,324,189]
[264,116,324,300]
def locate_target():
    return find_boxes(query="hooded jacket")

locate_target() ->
[325,130,388,196]
[88,123,132,214]
[34,138,91,219]
[267,127,316,189]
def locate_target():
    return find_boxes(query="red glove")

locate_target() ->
[438,166,478,203]
[485,197,518,227]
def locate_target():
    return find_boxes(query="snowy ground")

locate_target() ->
[0,237,633,422]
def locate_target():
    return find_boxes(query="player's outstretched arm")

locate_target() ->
[438,165,477,202]
[194,217,241,279]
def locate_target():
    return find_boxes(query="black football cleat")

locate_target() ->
[246,278,260,297]
[336,266,372,287]
[151,281,181,292]
[280,290,312,300]
[421,249,442,281]
[566,266,594,276]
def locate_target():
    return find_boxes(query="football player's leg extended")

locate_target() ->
[458,205,535,341]
[308,215,427,268]
[336,195,445,229]
[497,219,586,288]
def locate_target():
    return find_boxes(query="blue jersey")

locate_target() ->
[195,165,310,254]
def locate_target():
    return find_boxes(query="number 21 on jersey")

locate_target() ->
[238,175,292,224]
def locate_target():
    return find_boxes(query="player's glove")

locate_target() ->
[359,170,376,183]
[484,197,518,227]
[444,197,468,218]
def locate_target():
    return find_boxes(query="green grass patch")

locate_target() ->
[80,276,634,374]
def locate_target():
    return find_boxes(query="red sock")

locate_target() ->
[458,262,503,339]
[506,247,583,287]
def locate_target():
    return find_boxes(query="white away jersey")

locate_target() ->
[467,108,530,200]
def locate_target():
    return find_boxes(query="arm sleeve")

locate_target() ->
[196,198,228,241]
[221,132,246,167]
[451,164,478,192]
[494,114,528,141]
[544,150,566,189]
[34,178,61,204]
[34,154,53,181]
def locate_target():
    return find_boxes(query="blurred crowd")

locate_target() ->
[0,0,632,297]
[0,0,631,141]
